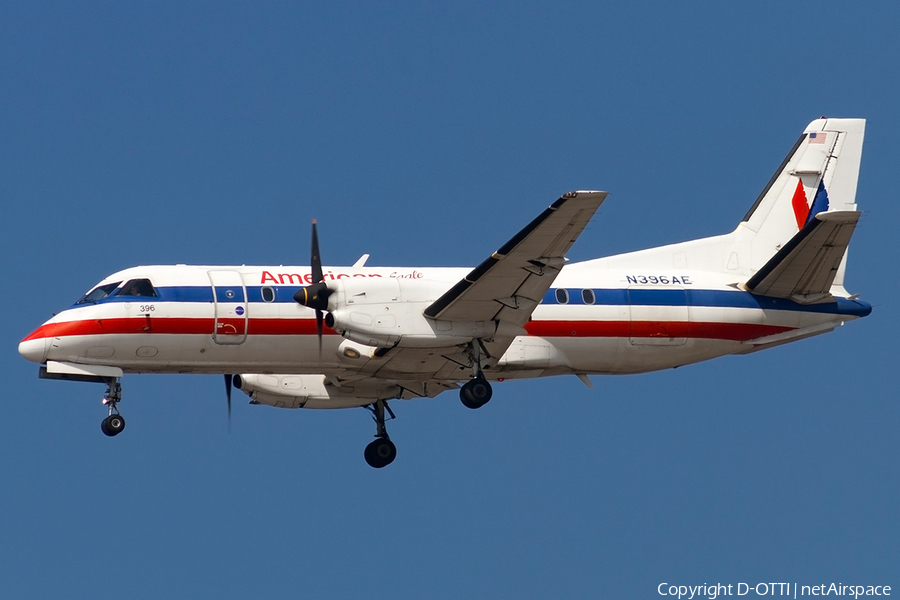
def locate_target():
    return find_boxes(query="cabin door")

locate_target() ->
[208,270,248,345]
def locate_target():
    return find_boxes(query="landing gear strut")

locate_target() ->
[364,399,396,468]
[460,340,493,409]
[100,378,125,437]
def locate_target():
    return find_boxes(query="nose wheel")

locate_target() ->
[100,378,125,437]
[101,413,126,436]
[364,399,397,468]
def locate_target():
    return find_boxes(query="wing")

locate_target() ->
[328,191,607,389]
[424,190,608,327]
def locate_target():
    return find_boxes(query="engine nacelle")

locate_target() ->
[233,374,401,410]
[324,277,525,348]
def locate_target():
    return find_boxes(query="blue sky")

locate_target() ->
[2,2,897,598]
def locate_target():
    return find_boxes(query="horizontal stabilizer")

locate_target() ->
[745,210,860,303]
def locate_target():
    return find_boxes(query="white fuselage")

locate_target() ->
[19,261,871,382]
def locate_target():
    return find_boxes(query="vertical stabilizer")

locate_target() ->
[739,118,865,275]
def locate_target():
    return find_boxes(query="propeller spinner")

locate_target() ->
[293,220,333,354]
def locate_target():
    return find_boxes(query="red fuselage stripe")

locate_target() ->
[22,318,334,340]
[23,317,793,343]
[525,320,791,341]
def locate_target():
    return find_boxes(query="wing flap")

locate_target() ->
[745,210,860,303]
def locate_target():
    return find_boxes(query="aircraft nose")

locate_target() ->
[19,337,49,364]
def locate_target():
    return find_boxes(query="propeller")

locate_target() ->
[293,220,333,355]
[224,373,233,431]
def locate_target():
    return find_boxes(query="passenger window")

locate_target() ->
[115,279,158,298]
[555,288,569,304]
[262,286,275,303]
[78,281,122,304]
[582,289,595,305]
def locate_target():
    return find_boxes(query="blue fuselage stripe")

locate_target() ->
[544,288,871,317]
[73,285,872,318]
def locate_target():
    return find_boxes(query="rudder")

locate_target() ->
[738,118,865,277]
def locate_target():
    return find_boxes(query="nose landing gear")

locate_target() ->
[364,399,396,468]
[100,378,125,437]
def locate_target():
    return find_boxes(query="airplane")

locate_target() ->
[19,118,871,468]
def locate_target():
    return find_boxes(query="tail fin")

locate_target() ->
[738,118,865,280]
[580,118,865,284]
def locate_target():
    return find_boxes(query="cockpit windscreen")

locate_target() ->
[115,279,158,298]
[77,281,122,304]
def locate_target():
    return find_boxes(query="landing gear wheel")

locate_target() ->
[363,399,397,468]
[364,438,397,469]
[101,414,126,437]
[100,377,125,437]
[460,377,492,409]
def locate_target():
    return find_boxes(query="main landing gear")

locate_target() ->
[100,378,126,437]
[459,340,493,409]
[364,399,397,469]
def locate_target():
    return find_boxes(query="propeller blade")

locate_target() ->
[316,309,324,357]
[224,374,232,432]
[311,220,323,284]
[293,219,333,357]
